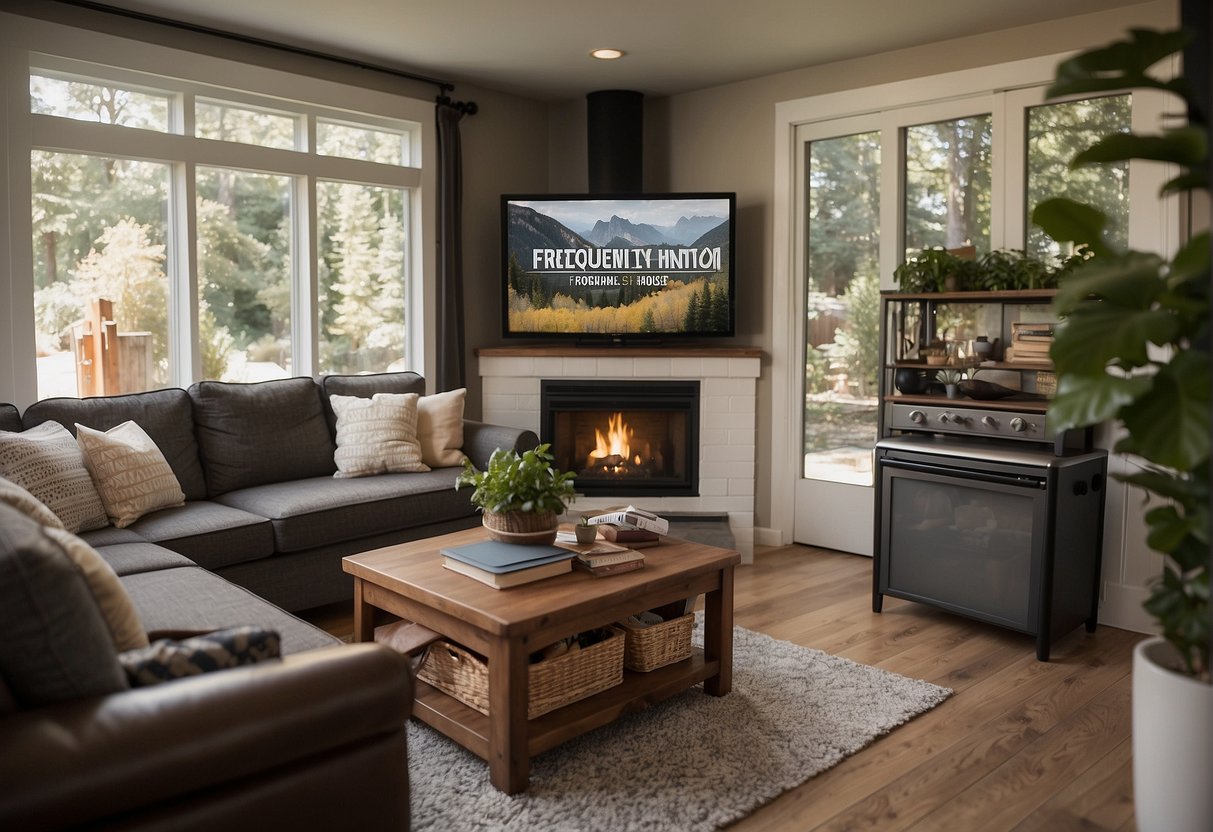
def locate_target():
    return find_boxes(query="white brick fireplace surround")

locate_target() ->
[478,347,762,562]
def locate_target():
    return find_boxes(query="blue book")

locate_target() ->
[440,541,573,574]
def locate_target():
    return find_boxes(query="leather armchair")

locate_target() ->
[0,643,413,831]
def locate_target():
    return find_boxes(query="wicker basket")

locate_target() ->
[482,509,558,545]
[417,626,625,719]
[618,612,695,672]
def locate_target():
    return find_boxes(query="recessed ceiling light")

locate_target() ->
[590,48,625,61]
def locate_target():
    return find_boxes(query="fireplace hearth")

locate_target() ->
[541,380,699,497]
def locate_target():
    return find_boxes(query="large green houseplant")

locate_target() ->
[456,443,577,544]
[1031,26,1209,832]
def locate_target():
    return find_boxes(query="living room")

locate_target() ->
[0,0,1208,830]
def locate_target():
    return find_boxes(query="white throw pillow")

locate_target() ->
[76,421,186,528]
[44,526,149,651]
[0,421,108,533]
[330,393,431,478]
[417,387,467,468]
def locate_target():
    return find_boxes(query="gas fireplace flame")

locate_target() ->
[588,412,641,471]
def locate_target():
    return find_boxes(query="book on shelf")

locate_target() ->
[1011,322,1056,342]
[586,505,670,535]
[442,555,571,589]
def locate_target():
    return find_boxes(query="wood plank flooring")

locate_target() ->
[300,543,1143,831]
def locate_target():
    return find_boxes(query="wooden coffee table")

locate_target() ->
[342,527,740,794]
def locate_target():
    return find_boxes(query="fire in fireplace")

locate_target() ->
[541,381,699,497]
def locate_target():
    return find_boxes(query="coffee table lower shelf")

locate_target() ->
[413,648,715,759]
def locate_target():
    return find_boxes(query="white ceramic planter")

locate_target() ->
[1132,637,1213,832]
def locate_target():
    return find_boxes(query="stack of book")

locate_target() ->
[1005,321,1055,364]
[440,541,575,589]
[553,531,647,576]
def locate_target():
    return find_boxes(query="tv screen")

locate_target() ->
[501,193,735,340]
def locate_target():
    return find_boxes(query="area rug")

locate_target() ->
[407,614,952,831]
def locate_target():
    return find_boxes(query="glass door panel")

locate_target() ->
[802,131,881,487]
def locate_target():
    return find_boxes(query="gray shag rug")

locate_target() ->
[407,614,951,831]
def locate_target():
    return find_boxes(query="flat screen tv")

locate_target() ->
[501,193,735,340]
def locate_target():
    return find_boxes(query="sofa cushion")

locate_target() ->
[0,403,21,433]
[214,468,474,553]
[75,421,186,527]
[320,371,426,434]
[119,625,281,687]
[330,392,430,478]
[0,504,128,707]
[120,565,341,655]
[43,527,149,651]
[189,377,336,496]
[0,421,109,534]
[93,541,196,577]
[23,388,208,501]
[124,501,274,570]
[417,387,467,468]
[78,524,146,547]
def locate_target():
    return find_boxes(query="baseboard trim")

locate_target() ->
[754,527,784,548]
[1098,582,1157,634]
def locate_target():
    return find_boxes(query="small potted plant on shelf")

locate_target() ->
[456,444,577,545]
[934,368,964,399]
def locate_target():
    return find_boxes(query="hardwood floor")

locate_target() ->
[301,544,1143,831]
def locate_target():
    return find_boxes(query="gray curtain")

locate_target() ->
[435,97,474,392]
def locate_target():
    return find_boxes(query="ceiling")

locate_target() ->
[81,0,1144,101]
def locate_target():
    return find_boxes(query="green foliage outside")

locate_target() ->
[1033,28,1209,681]
[29,80,410,388]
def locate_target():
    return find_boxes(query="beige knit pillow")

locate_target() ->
[417,388,467,468]
[330,393,431,478]
[44,526,149,651]
[0,421,108,533]
[76,421,186,528]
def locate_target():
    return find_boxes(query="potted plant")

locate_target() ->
[575,514,598,544]
[1032,27,1210,832]
[934,368,964,399]
[456,443,578,545]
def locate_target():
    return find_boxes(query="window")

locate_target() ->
[31,151,171,398]
[11,41,430,402]
[904,114,992,256]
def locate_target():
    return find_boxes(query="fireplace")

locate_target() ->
[541,380,699,497]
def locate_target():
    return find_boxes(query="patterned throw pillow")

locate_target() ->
[417,388,468,468]
[0,422,108,533]
[75,421,186,528]
[330,393,431,478]
[0,474,65,529]
[44,526,149,651]
[119,626,282,687]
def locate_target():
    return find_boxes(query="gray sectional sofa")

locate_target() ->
[0,371,537,829]
[2,371,538,621]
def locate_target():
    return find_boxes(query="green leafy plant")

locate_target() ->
[1032,27,1209,681]
[455,443,577,515]
[894,246,1079,292]
[934,368,964,385]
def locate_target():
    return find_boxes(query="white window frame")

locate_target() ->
[0,12,436,408]
[770,52,1178,544]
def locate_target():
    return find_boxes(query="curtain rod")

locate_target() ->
[51,0,456,93]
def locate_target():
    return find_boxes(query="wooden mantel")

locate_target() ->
[476,345,763,359]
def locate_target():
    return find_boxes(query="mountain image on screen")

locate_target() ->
[504,196,732,336]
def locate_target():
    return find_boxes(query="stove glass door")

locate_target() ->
[879,459,1047,631]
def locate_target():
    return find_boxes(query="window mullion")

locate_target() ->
[173,160,200,386]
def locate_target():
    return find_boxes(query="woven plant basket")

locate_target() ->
[417,627,625,719]
[482,509,559,545]
[618,613,695,672]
